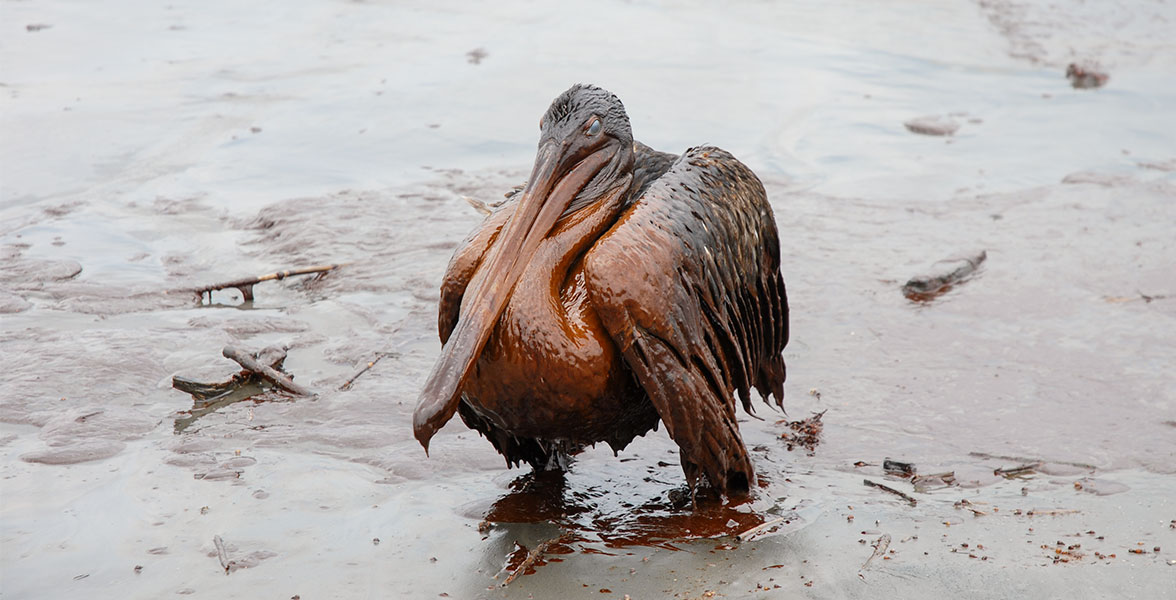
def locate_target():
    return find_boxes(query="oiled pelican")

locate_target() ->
[413,84,788,494]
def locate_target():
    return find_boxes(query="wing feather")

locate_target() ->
[584,146,788,493]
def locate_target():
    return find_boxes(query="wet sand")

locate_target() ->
[2,1,1175,598]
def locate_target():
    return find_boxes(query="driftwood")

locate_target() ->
[187,264,344,303]
[863,479,918,507]
[172,345,308,433]
[222,346,313,396]
[902,250,986,302]
[173,347,288,400]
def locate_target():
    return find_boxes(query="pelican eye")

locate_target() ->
[586,118,601,136]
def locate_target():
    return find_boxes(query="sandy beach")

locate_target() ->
[2,1,1174,598]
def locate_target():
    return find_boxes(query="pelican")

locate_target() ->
[413,84,788,495]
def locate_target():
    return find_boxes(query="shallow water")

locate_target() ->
[3,0,1175,598]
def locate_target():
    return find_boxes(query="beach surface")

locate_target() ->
[2,1,1174,598]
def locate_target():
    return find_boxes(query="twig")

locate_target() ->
[186,264,345,303]
[1025,508,1080,517]
[969,452,1095,471]
[903,250,986,301]
[911,471,956,492]
[223,346,314,396]
[859,533,891,577]
[995,463,1041,478]
[338,352,395,391]
[172,375,244,401]
[864,479,917,506]
[501,534,566,586]
[736,516,791,542]
[213,535,230,574]
[337,309,425,392]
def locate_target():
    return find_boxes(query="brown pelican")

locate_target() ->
[413,84,788,495]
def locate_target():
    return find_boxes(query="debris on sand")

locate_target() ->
[859,533,891,578]
[912,471,957,492]
[211,535,277,574]
[734,509,806,542]
[172,345,312,432]
[953,498,988,517]
[338,351,396,391]
[498,534,568,586]
[864,479,917,507]
[221,346,313,397]
[213,535,231,573]
[902,250,986,302]
[883,459,916,478]
[173,346,290,400]
[1103,291,1170,304]
[467,47,488,65]
[778,410,826,454]
[183,264,344,304]
[995,463,1040,478]
[1066,63,1109,89]
[903,115,960,136]
[1072,478,1130,496]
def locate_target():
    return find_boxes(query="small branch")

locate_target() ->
[734,510,805,543]
[223,346,314,397]
[902,250,987,302]
[338,352,395,391]
[1025,508,1080,517]
[213,535,230,574]
[863,479,917,507]
[172,375,244,401]
[735,516,789,542]
[501,534,566,587]
[859,533,891,577]
[337,309,425,392]
[995,463,1041,478]
[186,264,345,303]
[911,471,957,493]
[968,451,1095,471]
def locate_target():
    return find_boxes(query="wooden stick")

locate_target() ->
[859,533,891,575]
[736,515,793,542]
[223,346,314,397]
[501,535,565,586]
[213,535,230,574]
[969,451,1096,471]
[995,463,1041,478]
[172,375,243,401]
[186,264,345,302]
[337,310,425,391]
[863,479,918,506]
[338,352,395,391]
[902,250,986,301]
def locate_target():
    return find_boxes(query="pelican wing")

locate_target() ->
[584,146,788,493]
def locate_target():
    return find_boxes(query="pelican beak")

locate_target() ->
[412,140,618,451]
